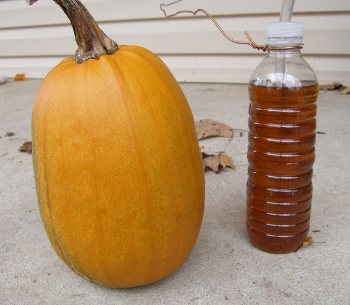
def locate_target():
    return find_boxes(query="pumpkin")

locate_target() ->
[30,0,204,288]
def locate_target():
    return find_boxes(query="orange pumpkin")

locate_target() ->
[30,0,204,288]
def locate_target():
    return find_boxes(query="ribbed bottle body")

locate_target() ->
[247,82,318,253]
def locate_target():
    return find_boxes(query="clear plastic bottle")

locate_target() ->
[246,22,319,254]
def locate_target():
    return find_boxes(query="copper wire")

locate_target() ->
[160,1,303,52]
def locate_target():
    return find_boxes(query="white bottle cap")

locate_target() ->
[267,22,304,46]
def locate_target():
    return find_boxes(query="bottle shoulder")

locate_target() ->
[250,52,318,88]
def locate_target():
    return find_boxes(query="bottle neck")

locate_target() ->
[267,47,302,58]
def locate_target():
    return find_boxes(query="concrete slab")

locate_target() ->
[1,80,349,305]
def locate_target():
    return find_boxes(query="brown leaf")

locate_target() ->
[202,155,221,173]
[195,119,233,140]
[19,141,32,153]
[218,154,236,170]
[340,87,350,95]
[319,82,345,91]
[14,73,27,81]
[202,152,235,173]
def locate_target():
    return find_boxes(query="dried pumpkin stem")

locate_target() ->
[28,0,118,63]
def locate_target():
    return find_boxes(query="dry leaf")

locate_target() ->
[195,119,233,140]
[340,87,350,95]
[319,82,345,91]
[202,152,235,173]
[5,132,15,137]
[218,154,236,170]
[19,141,32,153]
[202,154,221,173]
[318,82,350,94]
[14,73,27,81]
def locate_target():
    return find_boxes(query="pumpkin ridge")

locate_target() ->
[108,52,188,268]
[121,47,200,150]
[121,47,205,207]
[33,69,73,269]
[107,51,204,277]
[103,55,159,285]
[80,61,116,285]
[51,64,93,274]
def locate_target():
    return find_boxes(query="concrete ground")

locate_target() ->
[1,80,349,305]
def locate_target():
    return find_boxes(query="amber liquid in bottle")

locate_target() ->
[247,82,318,254]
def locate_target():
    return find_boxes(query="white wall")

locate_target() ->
[0,0,349,84]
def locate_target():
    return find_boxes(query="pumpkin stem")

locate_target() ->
[28,0,118,63]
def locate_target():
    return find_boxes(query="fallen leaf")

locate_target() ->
[202,152,235,173]
[340,87,350,95]
[218,154,236,170]
[14,73,27,81]
[319,82,345,91]
[202,154,221,173]
[5,132,15,137]
[195,119,233,140]
[19,141,32,153]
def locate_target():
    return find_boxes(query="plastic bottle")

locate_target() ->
[246,21,318,254]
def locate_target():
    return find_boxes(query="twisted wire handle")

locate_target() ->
[160,0,302,52]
